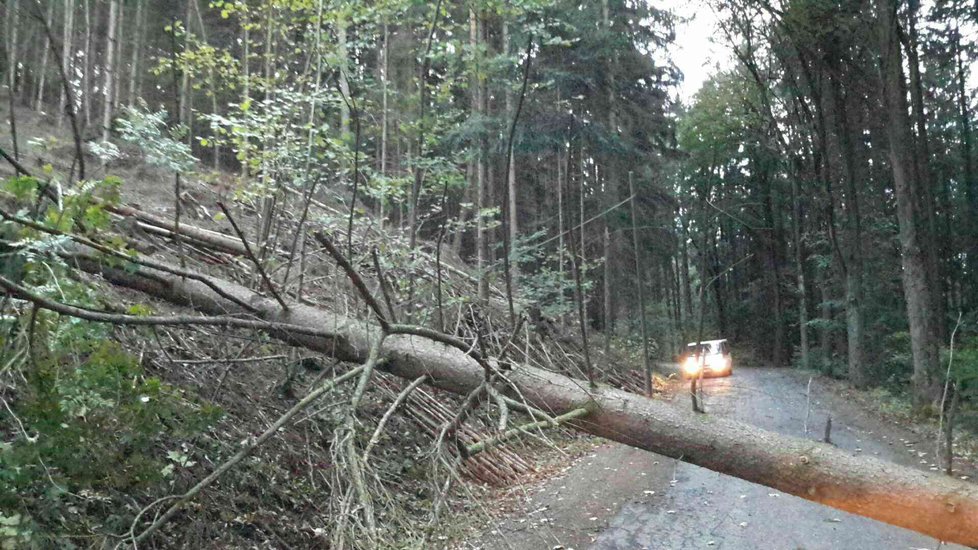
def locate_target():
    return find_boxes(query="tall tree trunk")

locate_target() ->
[379,19,389,180]
[34,1,54,111]
[601,0,617,340]
[905,3,944,339]
[82,0,92,126]
[57,0,76,129]
[503,18,519,289]
[127,0,144,106]
[630,173,653,395]
[337,13,350,134]
[239,11,250,178]
[877,0,942,411]
[956,32,978,310]
[6,0,20,159]
[113,0,123,110]
[603,224,612,352]
[101,0,118,142]
[819,267,832,368]
[471,8,489,303]
[823,71,866,387]
[557,147,566,327]
[791,173,809,370]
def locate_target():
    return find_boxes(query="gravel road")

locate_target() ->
[466,367,970,550]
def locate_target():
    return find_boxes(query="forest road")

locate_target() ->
[467,367,969,550]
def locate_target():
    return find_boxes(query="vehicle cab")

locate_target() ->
[681,339,732,379]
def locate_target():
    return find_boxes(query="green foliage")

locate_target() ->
[949,337,978,403]
[1,329,221,545]
[0,177,220,546]
[117,105,198,173]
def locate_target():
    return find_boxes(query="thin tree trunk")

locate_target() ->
[819,266,832,368]
[34,1,54,111]
[127,0,144,107]
[791,173,809,370]
[82,0,92,126]
[956,32,977,310]
[239,10,250,177]
[57,0,75,129]
[471,8,489,303]
[337,13,350,134]
[6,0,20,159]
[603,224,612,353]
[101,0,118,141]
[630,173,653,395]
[504,18,518,284]
[557,146,566,327]
[680,216,693,318]
[379,19,389,179]
[113,0,123,110]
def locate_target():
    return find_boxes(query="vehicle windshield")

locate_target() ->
[686,341,727,356]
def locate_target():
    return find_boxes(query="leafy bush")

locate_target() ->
[1,175,221,546]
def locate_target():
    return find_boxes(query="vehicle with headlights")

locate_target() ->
[681,339,732,379]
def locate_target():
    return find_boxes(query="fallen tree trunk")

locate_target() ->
[70,254,978,546]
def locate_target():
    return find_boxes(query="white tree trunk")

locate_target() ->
[34,1,54,111]
[82,0,92,126]
[58,0,76,129]
[101,0,118,142]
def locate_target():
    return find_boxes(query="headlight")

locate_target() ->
[683,357,701,375]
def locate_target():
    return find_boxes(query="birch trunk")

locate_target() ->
[34,1,55,111]
[101,0,118,141]
[57,0,75,129]
[6,0,20,159]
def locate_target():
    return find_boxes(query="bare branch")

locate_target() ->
[313,231,390,332]
[217,201,289,310]
[363,374,429,464]
[465,407,589,456]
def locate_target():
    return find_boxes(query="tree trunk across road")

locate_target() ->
[66,252,978,546]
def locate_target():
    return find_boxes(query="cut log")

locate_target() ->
[68,253,978,546]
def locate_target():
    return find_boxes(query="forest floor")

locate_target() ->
[461,366,978,550]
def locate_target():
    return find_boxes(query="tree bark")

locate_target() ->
[471,8,489,303]
[955,31,978,310]
[630,173,653,395]
[822,70,866,387]
[62,252,978,547]
[57,0,75,129]
[34,1,54,111]
[904,5,944,339]
[127,0,144,106]
[101,0,118,141]
[877,0,942,410]
[5,0,20,160]
[791,173,809,370]
[82,0,92,126]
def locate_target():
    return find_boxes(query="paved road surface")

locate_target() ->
[467,367,967,550]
